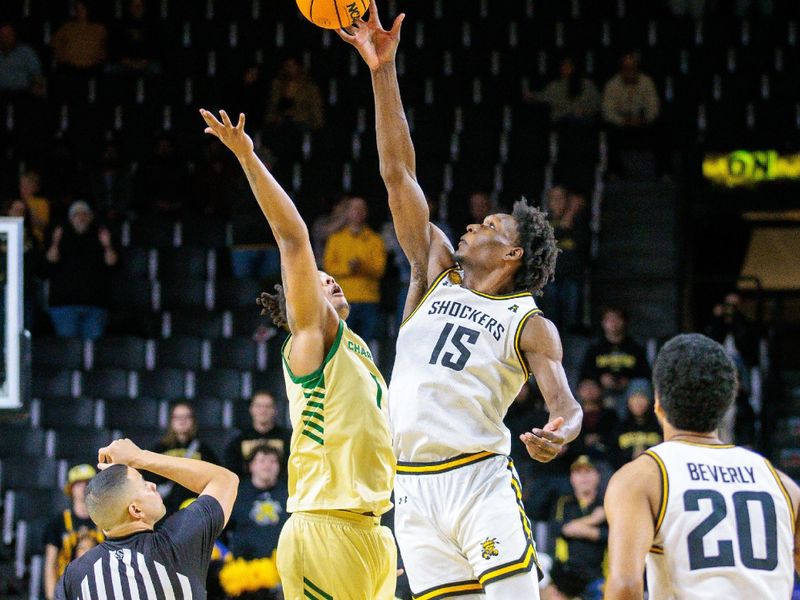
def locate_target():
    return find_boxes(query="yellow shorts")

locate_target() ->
[277,509,397,600]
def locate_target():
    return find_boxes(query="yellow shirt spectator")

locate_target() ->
[323,225,387,304]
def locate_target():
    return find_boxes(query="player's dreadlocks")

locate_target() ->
[511,198,559,295]
[257,284,289,331]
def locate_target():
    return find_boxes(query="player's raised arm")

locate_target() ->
[518,316,582,462]
[200,109,335,374]
[603,456,662,600]
[337,1,453,288]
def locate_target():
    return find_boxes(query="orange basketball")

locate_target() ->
[296,0,370,29]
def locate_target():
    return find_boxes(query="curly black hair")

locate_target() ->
[652,333,737,433]
[511,198,559,295]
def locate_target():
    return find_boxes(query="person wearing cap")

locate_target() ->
[43,464,104,600]
[544,455,607,600]
[45,200,118,339]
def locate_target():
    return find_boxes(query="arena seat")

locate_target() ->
[210,338,265,371]
[0,457,64,492]
[193,368,245,401]
[157,246,211,280]
[166,310,227,338]
[81,368,133,401]
[35,398,100,430]
[106,397,166,430]
[0,427,49,458]
[32,338,85,371]
[89,337,148,370]
[153,336,207,370]
[31,369,79,400]
[135,369,188,401]
[52,429,115,464]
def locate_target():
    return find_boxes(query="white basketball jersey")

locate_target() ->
[645,441,795,600]
[389,268,542,462]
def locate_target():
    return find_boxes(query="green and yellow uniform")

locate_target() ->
[277,320,397,600]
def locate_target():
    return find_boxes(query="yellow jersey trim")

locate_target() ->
[645,450,669,534]
[466,288,534,301]
[765,459,796,534]
[413,580,483,600]
[400,267,456,329]
[649,546,664,555]
[514,308,542,380]
[396,451,495,475]
[672,440,735,449]
[479,544,535,585]
[281,320,344,385]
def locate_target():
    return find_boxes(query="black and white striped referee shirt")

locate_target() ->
[55,495,224,600]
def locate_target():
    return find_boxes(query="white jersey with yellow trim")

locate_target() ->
[645,440,795,600]
[389,268,542,463]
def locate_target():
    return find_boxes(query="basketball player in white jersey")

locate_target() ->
[605,333,800,599]
[338,4,583,598]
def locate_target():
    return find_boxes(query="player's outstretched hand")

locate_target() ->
[98,438,145,470]
[520,416,566,463]
[335,0,404,71]
[257,284,289,331]
[200,109,253,157]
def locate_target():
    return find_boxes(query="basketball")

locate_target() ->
[296,0,369,29]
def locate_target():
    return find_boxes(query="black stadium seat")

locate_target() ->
[52,429,116,464]
[91,337,148,370]
[32,338,84,370]
[81,369,132,400]
[136,369,188,400]
[189,397,229,429]
[37,398,99,430]
[0,427,48,458]
[106,397,165,430]
[194,369,244,401]
[32,369,77,399]
[0,456,63,491]
[210,338,264,371]
[153,336,206,370]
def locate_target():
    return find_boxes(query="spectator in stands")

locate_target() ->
[109,0,162,76]
[705,292,758,367]
[51,1,107,74]
[611,384,661,468]
[524,57,600,127]
[311,195,349,261]
[45,200,118,340]
[151,402,220,514]
[545,456,607,600]
[323,196,387,342]
[88,142,134,222]
[576,378,617,461]
[540,186,588,332]
[44,464,104,600]
[452,191,496,240]
[227,444,288,560]
[382,196,452,332]
[505,382,579,522]
[5,198,44,328]
[0,22,43,95]
[264,57,324,167]
[225,391,291,477]
[581,305,651,413]
[16,170,50,244]
[602,52,662,178]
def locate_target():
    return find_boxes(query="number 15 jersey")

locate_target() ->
[645,440,795,600]
[389,268,542,463]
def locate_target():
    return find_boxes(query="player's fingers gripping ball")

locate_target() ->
[297,0,370,29]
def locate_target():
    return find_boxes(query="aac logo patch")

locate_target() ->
[481,537,500,560]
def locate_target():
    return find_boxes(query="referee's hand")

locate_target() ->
[98,438,144,470]
[520,416,566,463]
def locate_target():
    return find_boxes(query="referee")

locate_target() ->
[55,438,238,599]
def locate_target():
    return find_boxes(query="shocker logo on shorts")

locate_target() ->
[481,537,500,560]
